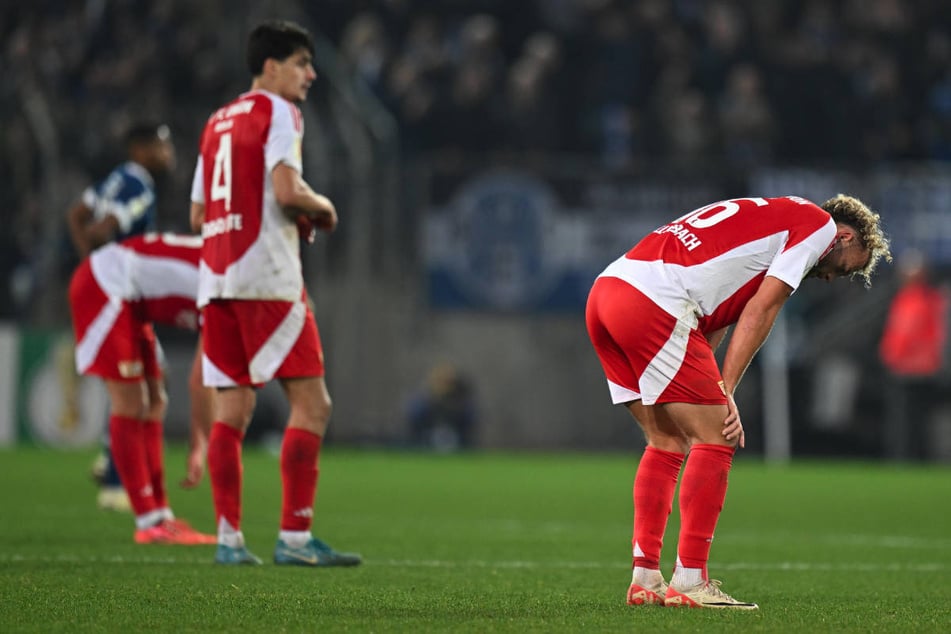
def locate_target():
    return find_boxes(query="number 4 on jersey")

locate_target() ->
[211,133,232,211]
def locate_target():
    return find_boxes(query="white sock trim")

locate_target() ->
[134,509,166,530]
[633,540,645,558]
[217,517,244,548]
[671,562,704,589]
[279,530,312,548]
[632,566,665,587]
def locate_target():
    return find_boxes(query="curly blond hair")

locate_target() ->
[820,194,892,287]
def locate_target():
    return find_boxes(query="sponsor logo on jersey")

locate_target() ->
[202,213,244,238]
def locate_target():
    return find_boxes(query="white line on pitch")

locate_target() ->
[375,560,947,572]
[717,532,951,550]
[0,554,945,573]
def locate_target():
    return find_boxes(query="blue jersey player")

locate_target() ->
[66,122,176,511]
[67,123,176,258]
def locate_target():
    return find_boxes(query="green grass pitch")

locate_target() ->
[1,446,949,632]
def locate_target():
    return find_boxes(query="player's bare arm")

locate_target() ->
[66,201,120,258]
[181,337,212,488]
[718,275,793,447]
[189,201,205,234]
[705,326,730,352]
[272,162,337,232]
[66,202,93,256]
[84,214,120,251]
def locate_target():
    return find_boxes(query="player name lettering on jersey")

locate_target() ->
[202,213,243,238]
[653,222,702,251]
[213,99,256,121]
[786,195,813,206]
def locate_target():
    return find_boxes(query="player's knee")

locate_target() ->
[309,395,333,431]
[313,394,332,425]
[687,437,737,451]
[112,402,148,420]
[110,396,149,420]
[646,434,690,454]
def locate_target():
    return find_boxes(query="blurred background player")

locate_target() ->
[405,362,478,452]
[190,20,361,566]
[68,232,215,545]
[65,122,176,511]
[878,250,950,460]
[586,195,890,609]
[66,123,176,258]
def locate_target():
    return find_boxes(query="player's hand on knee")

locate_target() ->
[723,420,745,448]
[722,393,745,448]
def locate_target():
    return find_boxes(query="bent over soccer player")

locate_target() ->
[66,121,176,512]
[69,233,215,545]
[190,20,360,566]
[585,195,890,609]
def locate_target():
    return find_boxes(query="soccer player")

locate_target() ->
[66,123,176,258]
[878,250,949,460]
[585,195,890,609]
[189,19,361,567]
[68,232,216,545]
[66,122,176,511]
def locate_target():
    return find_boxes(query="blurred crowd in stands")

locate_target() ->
[319,0,951,165]
[3,0,951,320]
[1,0,244,318]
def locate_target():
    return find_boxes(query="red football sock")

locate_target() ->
[142,420,167,510]
[109,415,157,517]
[208,422,244,532]
[280,428,322,532]
[676,443,735,577]
[632,446,685,569]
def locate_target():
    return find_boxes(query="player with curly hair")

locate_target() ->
[586,194,890,609]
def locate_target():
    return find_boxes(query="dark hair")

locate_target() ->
[125,122,171,146]
[247,20,315,75]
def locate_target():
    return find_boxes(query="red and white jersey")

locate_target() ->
[88,233,202,329]
[598,196,836,332]
[191,89,305,307]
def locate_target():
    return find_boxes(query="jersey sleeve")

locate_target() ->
[86,169,154,234]
[190,156,205,204]
[765,217,836,292]
[265,101,303,174]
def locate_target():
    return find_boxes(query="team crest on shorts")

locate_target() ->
[118,360,144,378]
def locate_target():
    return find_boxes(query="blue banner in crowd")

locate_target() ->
[423,167,719,311]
